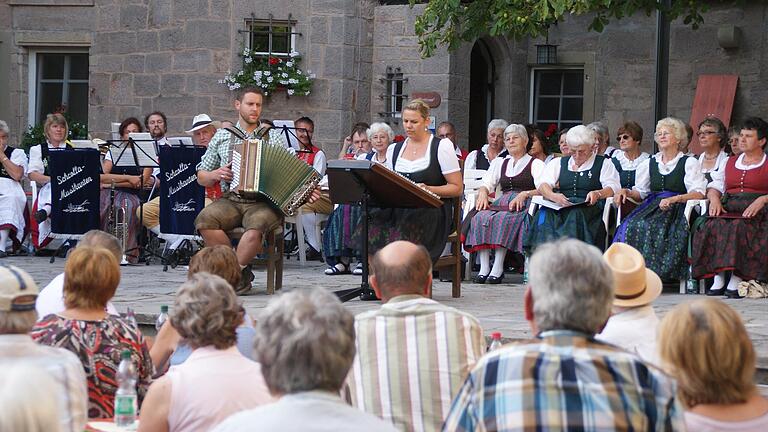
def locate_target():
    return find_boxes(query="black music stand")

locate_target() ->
[326,160,443,302]
[109,137,163,264]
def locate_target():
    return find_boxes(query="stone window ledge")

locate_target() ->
[15,31,91,47]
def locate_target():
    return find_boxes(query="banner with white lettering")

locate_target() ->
[49,149,100,235]
[159,146,205,235]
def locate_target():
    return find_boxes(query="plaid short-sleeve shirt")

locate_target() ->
[442,330,684,432]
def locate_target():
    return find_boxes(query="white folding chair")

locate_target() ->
[284,207,307,266]
[462,168,487,279]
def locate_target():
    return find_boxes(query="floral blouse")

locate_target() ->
[31,314,154,419]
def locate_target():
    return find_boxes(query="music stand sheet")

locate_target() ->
[326,160,443,208]
[272,120,300,151]
[127,132,159,168]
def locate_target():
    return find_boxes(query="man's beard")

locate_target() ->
[151,127,165,138]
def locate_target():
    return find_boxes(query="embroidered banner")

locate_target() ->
[49,149,100,235]
[159,146,205,235]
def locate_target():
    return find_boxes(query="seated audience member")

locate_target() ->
[528,128,554,164]
[436,121,468,160]
[0,364,64,432]
[150,245,256,371]
[362,122,393,163]
[295,116,332,259]
[35,230,121,319]
[587,121,616,157]
[27,113,72,250]
[140,114,221,252]
[338,123,372,159]
[346,241,484,431]
[683,123,695,154]
[100,117,152,264]
[691,117,768,298]
[525,125,620,253]
[31,246,153,419]
[728,125,742,156]
[0,120,28,256]
[658,298,768,431]
[696,117,729,182]
[444,239,683,431]
[557,127,571,156]
[0,264,87,431]
[464,124,544,283]
[139,273,273,432]
[465,119,508,170]
[613,117,706,282]
[596,242,662,365]
[611,121,650,190]
[322,124,374,276]
[213,288,396,432]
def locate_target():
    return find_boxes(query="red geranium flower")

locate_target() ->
[394,134,406,143]
[268,57,280,65]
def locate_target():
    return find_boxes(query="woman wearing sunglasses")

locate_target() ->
[611,121,650,190]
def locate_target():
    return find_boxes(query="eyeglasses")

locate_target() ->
[616,134,631,142]
[654,131,672,137]
[696,131,715,137]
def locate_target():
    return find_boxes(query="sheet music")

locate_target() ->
[532,195,588,211]
[168,136,194,146]
[110,140,134,167]
[272,120,300,150]
[69,140,99,150]
[128,132,159,168]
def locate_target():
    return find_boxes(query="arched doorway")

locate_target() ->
[468,40,496,152]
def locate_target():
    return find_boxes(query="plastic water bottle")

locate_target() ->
[488,332,503,352]
[125,307,138,330]
[114,350,137,427]
[522,255,530,284]
[156,305,169,331]
[686,266,698,294]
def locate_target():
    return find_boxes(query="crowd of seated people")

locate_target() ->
[2,236,766,431]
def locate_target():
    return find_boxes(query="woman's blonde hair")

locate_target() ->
[43,113,69,142]
[63,246,120,310]
[403,99,430,120]
[171,273,243,349]
[655,117,688,149]
[658,298,756,408]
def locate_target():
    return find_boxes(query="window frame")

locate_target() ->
[245,18,297,58]
[27,48,89,128]
[528,66,585,131]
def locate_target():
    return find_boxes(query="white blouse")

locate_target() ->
[697,151,728,175]
[465,144,507,170]
[385,136,460,175]
[535,154,621,193]
[612,150,650,171]
[482,154,545,192]
[708,153,766,194]
[632,152,707,199]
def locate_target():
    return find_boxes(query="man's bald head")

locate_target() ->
[371,241,432,301]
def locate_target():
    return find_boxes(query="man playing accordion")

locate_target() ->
[195,86,319,294]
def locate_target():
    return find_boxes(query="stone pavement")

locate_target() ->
[8,255,768,372]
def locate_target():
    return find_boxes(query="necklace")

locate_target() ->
[703,153,718,161]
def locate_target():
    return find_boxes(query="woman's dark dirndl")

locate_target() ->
[363,136,453,262]
[463,158,534,253]
[691,156,768,281]
[524,156,608,253]
[614,156,691,280]
[99,163,143,263]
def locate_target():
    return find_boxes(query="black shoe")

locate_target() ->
[486,274,505,284]
[706,288,725,296]
[0,250,6,258]
[34,209,49,223]
[306,247,322,261]
[724,289,743,299]
[472,274,488,284]
[360,288,379,301]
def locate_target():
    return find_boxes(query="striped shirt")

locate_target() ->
[346,295,485,432]
[442,330,684,432]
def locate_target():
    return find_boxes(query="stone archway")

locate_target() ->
[468,39,496,152]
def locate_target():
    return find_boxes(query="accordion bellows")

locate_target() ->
[230,139,321,216]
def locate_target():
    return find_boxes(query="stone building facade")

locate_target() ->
[1,0,766,155]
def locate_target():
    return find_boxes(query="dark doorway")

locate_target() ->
[468,40,495,152]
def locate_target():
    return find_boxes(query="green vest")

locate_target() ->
[650,155,688,193]
[556,156,605,201]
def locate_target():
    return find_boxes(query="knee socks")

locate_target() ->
[478,249,491,276]
[489,248,507,278]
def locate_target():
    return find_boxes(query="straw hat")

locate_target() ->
[603,243,662,307]
[185,114,220,133]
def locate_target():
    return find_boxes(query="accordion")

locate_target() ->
[229,133,321,216]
